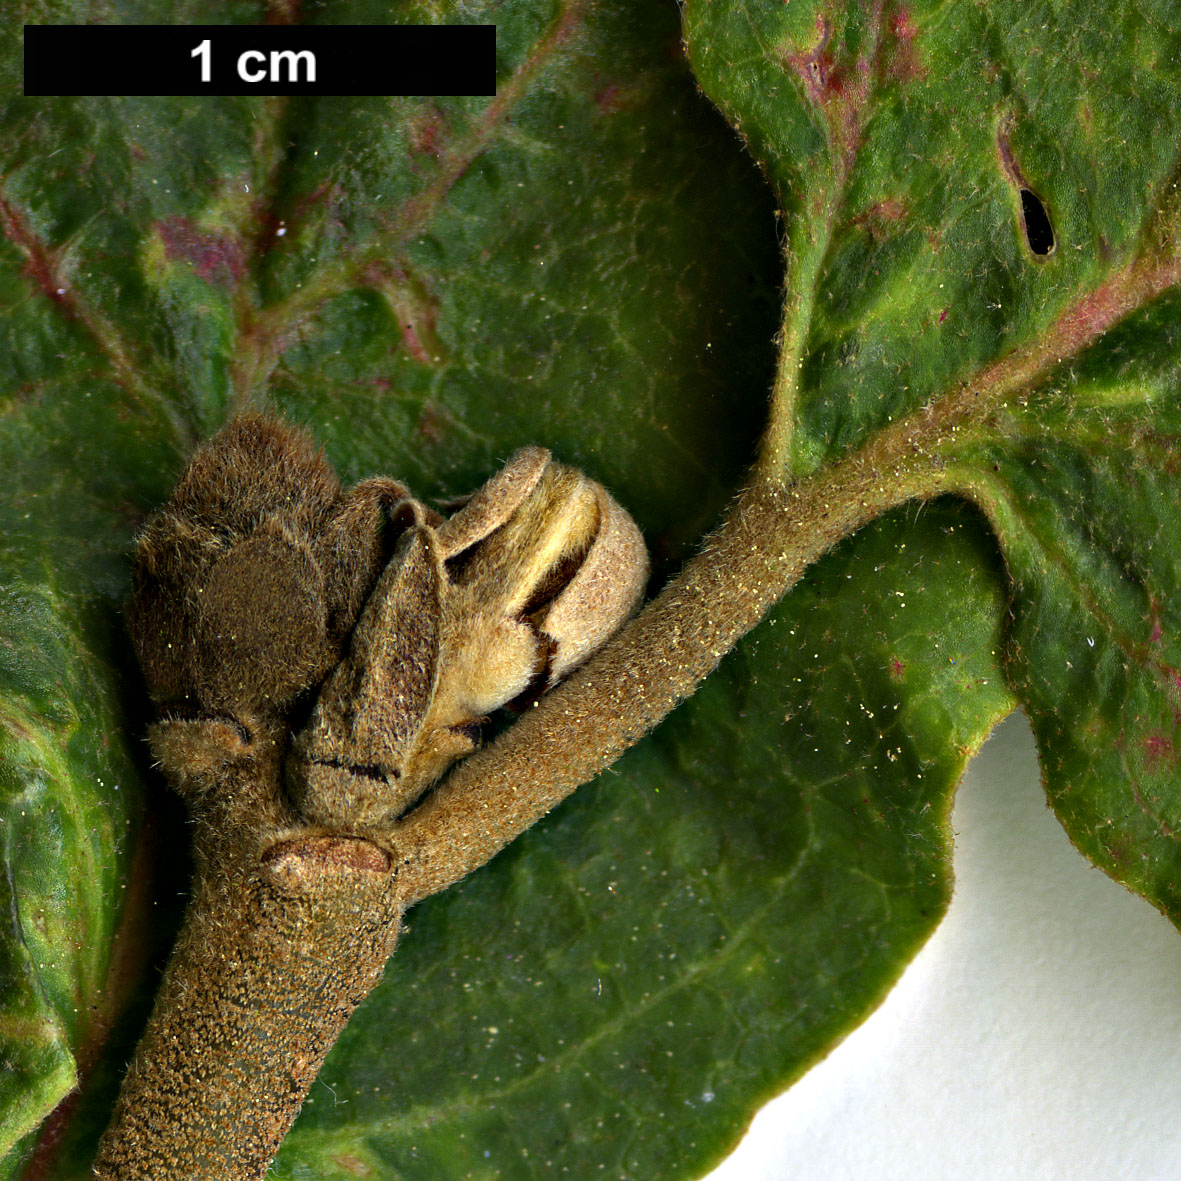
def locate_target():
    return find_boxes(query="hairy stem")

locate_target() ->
[91,834,402,1180]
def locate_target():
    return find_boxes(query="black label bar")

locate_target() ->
[24,24,495,97]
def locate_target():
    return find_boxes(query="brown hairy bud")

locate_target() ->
[287,448,649,828]
[126,414,408,798]
[437,446,651,693]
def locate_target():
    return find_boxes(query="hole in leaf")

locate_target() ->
[1020,189,1055,256]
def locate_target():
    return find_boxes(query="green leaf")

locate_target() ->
[1,1,1177,1179]
[685,0,1181,471]
[0,585,137,1159]
[948,312,1181,918]
[686,0,1181,923]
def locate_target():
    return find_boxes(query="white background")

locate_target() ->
[702,711,1181,1181]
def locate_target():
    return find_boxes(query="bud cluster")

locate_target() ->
[127,415,649,834]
